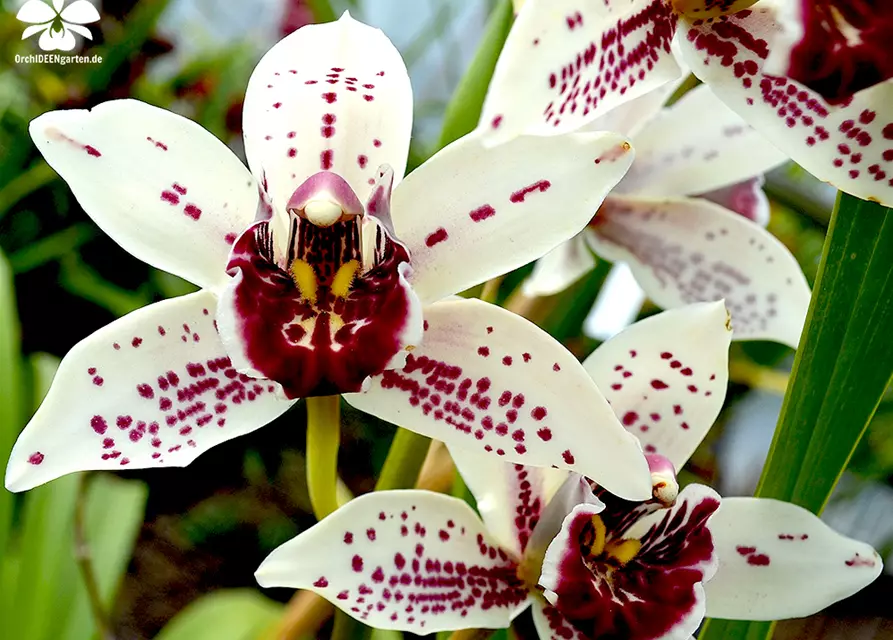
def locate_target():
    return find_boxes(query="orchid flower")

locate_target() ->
[478,0,893,209]
[519,79,811,349]
[17,0,99,52]
[5,13,653,502]
[254,301,881,637]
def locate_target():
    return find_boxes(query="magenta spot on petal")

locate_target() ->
[651,379,668,390]
[28,452,44,465]
[184,204,202,220]
[84,145,101,157]
[469,205,496,222]
[425,228,448,247]
[352,555,364,572]
[510,180,551,203]
[91,415,108,434]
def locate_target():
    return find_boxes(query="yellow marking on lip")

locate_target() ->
[605,538,642,567]
[290,259,318,304]
[585,515,607,558]
[331,259,360,298]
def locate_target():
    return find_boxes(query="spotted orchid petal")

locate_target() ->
[449,447,568,559]
[391,131,634,305]
[698,176,770,227]
[5,291,294,492]
[582,301,731,470]
[216,168,422,399]
[522,236,595,298]
[29,100,257,289]
[581,64,688,138]
[255,490,529,633]
[539,483,721,640]
[670,0,758,19]
[345,298,653,501]
[763,0,893,104]
[532,599,590,640]
[677,3,893,207]
[479,0,683,146]
[616,84,788,197]
[242,10,412,246]
[704,497,883,620]
[587,195,811,348]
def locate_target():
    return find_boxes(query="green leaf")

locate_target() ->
[700,193,893,640]
[0,249,22,570]
[155,590,283,640]
[57,474,148,640]
[0,353,147,640]
[437,0,514,149]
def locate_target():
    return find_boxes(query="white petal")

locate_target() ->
[479,0,683,145]
[449,446,568,558]
[16,0,56,24]
[705,497,883,620]
[588,195,811,348]
[4,291,294,492]
[677,5,893,207]
[617,84,788,197]
[582,301,731,470]
[242,12,412,223]
[582,261,647,341]
[30,100,257,289]
[60,0,100,24]
[531,599,589,640]
[21,24,49,40]
[581,55,690,138]
[698,176,771,227]
[392,131,634,305]
[40,25,75,51]
[64,23,93,41]
[522,236,595,298]
[344,298,652,501]
[255,490,529,633]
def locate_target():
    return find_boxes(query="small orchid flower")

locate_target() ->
[5,14,652,502]
[255,302,881,637]
[17,0,99,52]
[519,80,811,349]
[477,0,893,208]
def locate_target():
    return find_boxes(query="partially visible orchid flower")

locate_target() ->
[478,0,893,208]
[767,0,893,104]
[520,80,811,349]
[255,302,882,637]
[5,14,652,501]
[17,0,99,52]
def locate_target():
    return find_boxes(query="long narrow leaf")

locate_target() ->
[155,590,283,640]
[700,194,893,640]
[437,0,513,149]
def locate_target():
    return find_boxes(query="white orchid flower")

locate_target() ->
[477,0,893,209]
[5,13,654,504]
[478,0,813,349]
[522,79,811,348]
[17,0,99,52]
[255,301,881,637]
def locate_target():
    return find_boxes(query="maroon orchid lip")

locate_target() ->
[220,169,422,399]
[786,0,893,103]
[543,483,719,640]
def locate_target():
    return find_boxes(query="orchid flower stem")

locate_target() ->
[375,428,431,491]
[448,629,494,640]
[479,276,505,304]
[305,396,342,521]
[74,474,115,640]
[271,591,333,640]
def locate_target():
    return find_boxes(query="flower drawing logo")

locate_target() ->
[17,0,100,52]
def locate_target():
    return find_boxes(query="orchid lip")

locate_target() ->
[219,166,422,399]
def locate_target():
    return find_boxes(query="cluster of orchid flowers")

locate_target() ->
[6,0,891,638]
